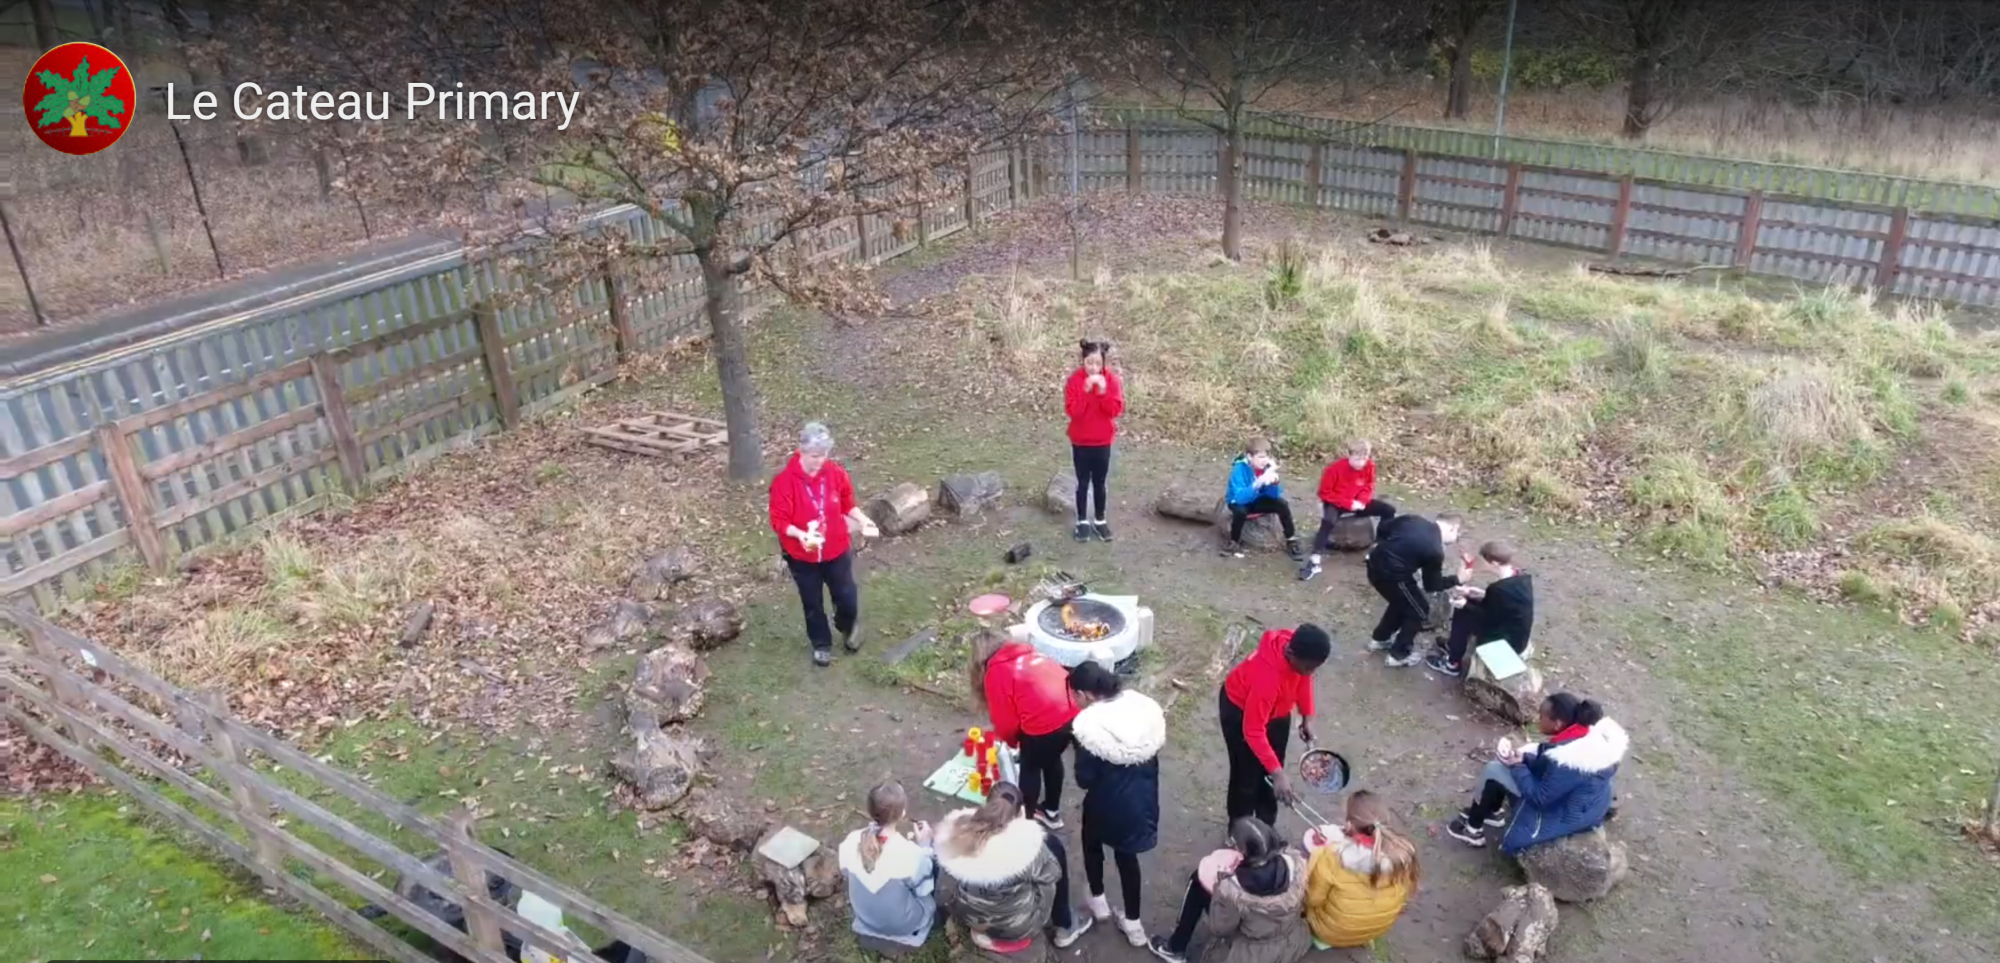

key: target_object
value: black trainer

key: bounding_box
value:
[811,649,832,668]
[1425,653,1462,675]
[1285,537,1304,561]
[1074,522,1090,542]
[1094,521,1113,542]
[1219,540,1245,558]
[1446,816,1486,847]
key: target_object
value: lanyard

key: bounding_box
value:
[802,476,828,522]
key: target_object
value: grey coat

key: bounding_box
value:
[1206,851,1313,963]
[934,811,1058,942]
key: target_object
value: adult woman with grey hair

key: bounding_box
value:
[769,422,879,667]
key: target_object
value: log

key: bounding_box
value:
[678,789,770,853]
[610,727,704,810]
[1153,482,1217,524]
[398,601,435,648]
[1329,514,1377,551]
[627,644,709,725]
[667,597,744,651]
[582,600,655,651]
[755,829,840,928]
[865,482,932,535]
[1517,828,1629,904]
[1233,505,1293,552]
[1465,656,1544,726]
[630,547,698,601]
[1463,883,1557,962]
[1043,470,1077,516]
[938,471,1007,518]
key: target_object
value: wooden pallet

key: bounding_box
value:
[583,411,727,457]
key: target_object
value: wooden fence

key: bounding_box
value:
[11,120,2000,604]
[0,603,712,963]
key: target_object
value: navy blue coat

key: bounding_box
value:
[1070,690,1167,855]
[1501,718,1630,855]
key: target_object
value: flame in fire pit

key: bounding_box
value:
[1060,603,1111,641]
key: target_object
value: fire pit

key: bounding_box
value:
[1020,593,1151,669]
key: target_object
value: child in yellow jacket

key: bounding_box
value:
[1301,791,1420,950]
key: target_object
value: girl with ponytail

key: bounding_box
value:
[1301,790,1420,949]
[1147,817,1311,963]
[837,781,939,952]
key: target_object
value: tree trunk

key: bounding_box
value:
[698,250,764,482]
[1985,759,2000,831]
[312,148,335,202]
[111,0,135,40]
[29,0,60,48]
[1447,43,1474,119]
[82,0,108,39]
[1622,53,1659,139]
[1220,116,1245,261]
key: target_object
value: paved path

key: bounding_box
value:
[0,233,456,380]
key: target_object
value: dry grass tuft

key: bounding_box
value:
[1744,364,1876,456]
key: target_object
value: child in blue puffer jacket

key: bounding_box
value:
[1445,693,1628,853]
[1222,437,1302,560]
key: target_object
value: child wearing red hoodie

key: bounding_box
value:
[769,422,879,668]
[1299,439,1398,582]
[1219,624,1331,826]
[1065,340,1126,543]
[971,630,1081,829]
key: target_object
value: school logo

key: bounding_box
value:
[22,42,136,155]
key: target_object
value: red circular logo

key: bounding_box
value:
[22,42,137,156]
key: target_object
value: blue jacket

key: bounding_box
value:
[1071,690,1166,855]
[1500,718,1629,855]
[1226,457,1283,506]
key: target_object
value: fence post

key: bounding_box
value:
[204,691,285,872]
[474,303,521,430]
[309,354,366,496]
[1500,163,1523,238]
[1397,150,1418,222]
[1127,126,1142,193]
[1735,189,1764,270]
[855,209,872,265]
[1877,206,1910,292]
[1305,142,1324,208]
[26,620,96,751]
[447,808,509,955]
[602,262,636,363]
[94,423,167,572]
[963,151,978,225]
[916,197,930,247]
[1607,175,1635,255]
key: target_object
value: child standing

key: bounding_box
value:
[1065,340,1125,542]
[837,782,939,953]
[969,630,1080,829]
[1299,439,1398,581]
[1222,437,1302,560]
[1147,817,1312,963]
[1068,662,1166,947]
[1219,624,1329,825]
[1426,540,1536,676]
[1301,790,1421,950]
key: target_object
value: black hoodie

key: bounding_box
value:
[1367,515,1460,592]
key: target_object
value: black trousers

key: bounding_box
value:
[1309,498,1397,553]
[1444,605,1529,664]
[1227,495,1296,541]
[1368,567,1430,659]
[1043,833,1075,931]
[785,550,858,652]
[1218,685,1289,827]
[1080,824,1144,920]
[1163,870,1211,954]
[1071,445,1112,522]
[1018,725,1071,814]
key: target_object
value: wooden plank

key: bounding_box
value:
[22,621,94,750]
[1607,175,1635,255]
[1629,200,1743,221]
[205,691,285,870]
[1735,189,1764,269]
[0,646,215,767]
[1749,246,1881,269]
[342,346,484,405]
[1397,150,1417,221]
[0,528,130,597]
[325,310,474,364]
[0,672,225,808]
[1414,172,1507,192]
[1756,218,1888,240]
[95,424,167,571]
[1877,205,1911,290]
[153,449,335,530]
[310,354,367,495]
[474,304,520,431]
[0,480,112,539]
[1500,163,1522,237]
[605,264,636,363]
[1127,127,1142,192]
[0,432,95,478]
[358,396,475,447]
[447,810,509,956]
[118,358,314,433]
[136,405,323,482]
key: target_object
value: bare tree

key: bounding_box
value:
[244,0,1083,482]
[29,0,61,48]
[1559,0,1719,138]
[1433,0,1501,120]
[1130,0,1411,260]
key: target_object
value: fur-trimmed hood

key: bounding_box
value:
[933,810,1047,886]
[838,828,927,894]
[1307,826,1409,878]
[1071,690,1166,765]
[1542,718,1629,775]
[1216,851,1308,914]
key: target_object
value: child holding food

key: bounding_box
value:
[1222,437,1303,560]
[1299,439,1398,581]
[837,781,939,952]
[1301,790,1421,950]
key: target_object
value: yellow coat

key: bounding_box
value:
[1303,832,1414,948]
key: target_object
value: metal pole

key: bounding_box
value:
[0,200,48,327]
[1492,0,1520,160]
[168,117,227,278]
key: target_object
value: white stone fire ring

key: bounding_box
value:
[1017,593,1153,669]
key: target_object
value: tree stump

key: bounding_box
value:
[1517,827,1629,903]
[667,597,744,650]
[755,829,841,928]
[938,471,1007,518]
[630,547,698,601]
[628,644,709,725]
[678,789,770,852]
[610,727,704,810]
[1465,656,1544,725]
[1463,883,1558,962]
[582,599,655,651]
[1043,470,1077,516]
[1329,514,1377,551]
[865,482,932,535]
[1153,482,1217,524]
[1231,505,1293,552]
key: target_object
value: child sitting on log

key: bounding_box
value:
[1426,540,1536,676]
[1299,439,1398,581]
[838,781,939,953]
[1302,790,1421,951]
[1222,437,1302,560]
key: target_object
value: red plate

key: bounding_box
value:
[968,594,1011,617]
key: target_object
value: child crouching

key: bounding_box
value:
[1302,790,1420,950]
